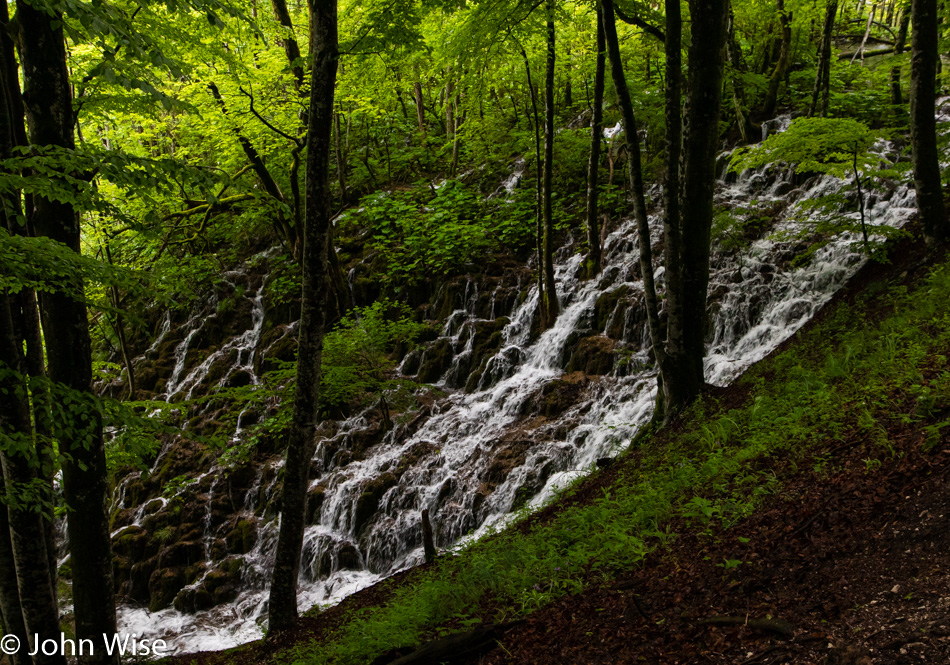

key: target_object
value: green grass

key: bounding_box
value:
[280,255,950,665]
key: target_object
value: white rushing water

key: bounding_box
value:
[116,130,919,654]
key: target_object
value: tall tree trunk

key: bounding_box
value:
[267,0,338,633]
[602,0,664,380]
[890,3,910,105]
[762,0,792,117]
[909,0,948,243]
[809,0,838,116]
[334,110,347,202]
[270,0,304,89]
[660,0,684,418]
[521,49,546,327]
[16,4,119,661]
[585,8,606,277]
[445,66,455,138]
[0,474,31,665]
[665,0,729,417]
[0,0,56,605]
[413,70,426,139]
[541,0,559,326]
[0,295,62,665]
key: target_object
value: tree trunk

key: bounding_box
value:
[267,0,338,633]
[890,3,910,105]
[0,475,31,665]
[763,0,792,117]
[665,0,729,417]
[334,111,347,202]
[541,0,559,326]
[270,0,304,89]
[16,3,119,661]
[1,294,63,665]
[585,8,606,277]
[809,0,838,117]
[521,49,546,327]
[909,0,948,243]
[660,0,684,419]
[445,66,455,138]
[414,75,426,139]
[602,0,664,380]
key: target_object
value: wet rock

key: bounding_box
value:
[148,567,186,611]
[417,339,454,383]
[225,519,258,555]
[306,487,327,524]
[337,542,362,570]
[565,336,615,376]
[157,540,205,569]
[354,472,399,534]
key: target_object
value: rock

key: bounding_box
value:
[148,567,186,611]
[417,339,454,383]
[354,472,399,533]
[337,542,362,570]
[306,487,327,524]
[565,336,615,376]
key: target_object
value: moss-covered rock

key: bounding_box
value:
[354,472,399,534]
[417,338,454,383]
[565,336,615,376]
[148,567,186,611]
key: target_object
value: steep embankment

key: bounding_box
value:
[168,235,950,665]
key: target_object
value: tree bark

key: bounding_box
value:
[763,0,792,117]
[890,3,910,105]
[267,0,338,633]
[521,49,546,327]
[602,0,664,381]
[660,0,684,418]
[16,3,119,661]
[585,8,606,277]
[1,295,63,665]
[541,0,559,327]
[666,0,729,416]
[909,0,948,243]
[810,0,838,117]
[270,0,304,89]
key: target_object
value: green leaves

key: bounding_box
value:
[729,117,878,177]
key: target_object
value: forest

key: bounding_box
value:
[0,0,949,662]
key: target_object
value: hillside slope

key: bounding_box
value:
[171,235,950,665]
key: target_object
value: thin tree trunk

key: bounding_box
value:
[0,475,31,665]
[660,0,684,418]
[541,0,559,326]
[810,0,838,116]
[521,49,546,327]
[585,8,606,277]
[1,294,64,665]
[602,0,664,376]
[334,111,347,202]
[890,3,910,105]
[16,3,118,661]
[445,66,455,138]
[270,0,304,88]
[413,73,426,139]
[763,0,792,117]
[267,0,338,632]
[909,0,948,243]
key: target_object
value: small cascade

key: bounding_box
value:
[115,122,921,654]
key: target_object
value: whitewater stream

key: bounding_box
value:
[114,126,918,653]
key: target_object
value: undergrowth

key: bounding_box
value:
[278,255,950,665]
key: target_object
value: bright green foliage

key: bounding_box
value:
[730,117,909,256]
[321,300,425,411]
[730,117,878,176]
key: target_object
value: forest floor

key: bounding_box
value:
[169,233,950,665]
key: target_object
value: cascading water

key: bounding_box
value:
[114,129,919,654]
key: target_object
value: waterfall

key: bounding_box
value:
[114,132,919,654]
